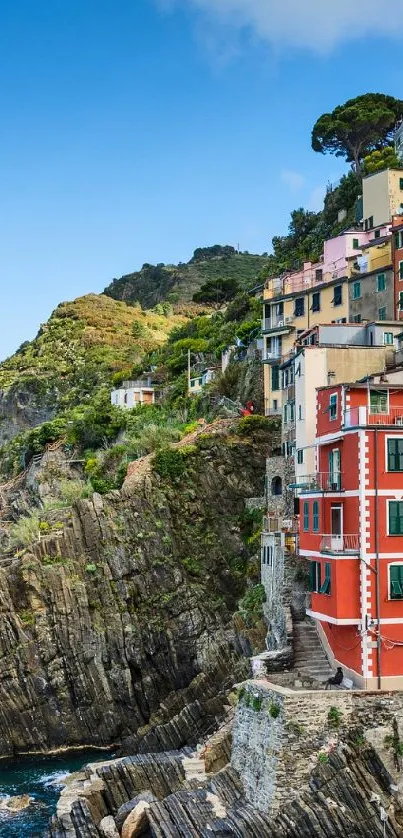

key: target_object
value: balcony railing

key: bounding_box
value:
[320,534,360,553]
[264,350,282,362]
[344,407,403,428]
[296,473,343,492]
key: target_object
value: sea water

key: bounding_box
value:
[0,750,111,837]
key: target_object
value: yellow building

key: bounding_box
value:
[362,168,403,230]
[263,275,349,415]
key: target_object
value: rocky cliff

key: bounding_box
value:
[0,420,272,758]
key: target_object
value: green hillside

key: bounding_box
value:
[103,245,268,308]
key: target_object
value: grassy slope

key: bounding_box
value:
[104,252,267,308]
[0,294,188,394]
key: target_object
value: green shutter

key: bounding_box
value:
[390,565,403,599]
[389,501,403,534]
[400,262,403,280]
[320,563,331,595]
[388,439,403,471]
[313,501,319,532]
[400,178,403,190]
[309,561,316,592]
[303,502,309,531]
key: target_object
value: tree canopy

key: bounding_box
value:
[312,93,403,174]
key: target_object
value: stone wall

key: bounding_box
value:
[231,680,403,815]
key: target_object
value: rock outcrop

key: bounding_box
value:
[0,422,270,757]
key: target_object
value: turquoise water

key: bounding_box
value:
[0,750,112,837]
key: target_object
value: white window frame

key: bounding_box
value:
[387,561,403,600]
[385,435,403,472]
[368,388,389,415]
[329,393,338,421]
[383,332,394,346]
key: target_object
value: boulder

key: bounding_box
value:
[99,815,120,838]
[115,792,157,832]
[0,794,32,812]
[121,801,152,838]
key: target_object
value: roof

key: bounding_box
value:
[318,381,403,392]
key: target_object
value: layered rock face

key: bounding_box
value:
[0,423,269,757]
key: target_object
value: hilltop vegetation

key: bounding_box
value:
[104,245,267,308]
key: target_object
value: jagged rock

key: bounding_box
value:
[115,792,157,831]
[0,422,270,757]
[121,801,151,837]
[99,815,120,837]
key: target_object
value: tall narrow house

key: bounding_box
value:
[298,381,403,689]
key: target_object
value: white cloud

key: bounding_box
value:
[281,169,306,191]
[166,0,402,53]
[307,185,327,212]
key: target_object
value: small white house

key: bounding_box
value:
[188,367,217,395]
[111,379,155,410]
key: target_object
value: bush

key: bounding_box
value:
[59,480,84,505]
[153,447,188,480]
[237,584,266,627]
[10,514,41,549]
[238,414,276,435]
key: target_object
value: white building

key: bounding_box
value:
[111,379,156,409]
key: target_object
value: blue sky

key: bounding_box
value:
[0,0,402,359]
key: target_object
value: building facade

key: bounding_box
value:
[362,169,403,229]
[299,381,403,689]
[110,379,156,409]
[393,215,403,319]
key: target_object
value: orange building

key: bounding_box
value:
[393,214,403,319]
[298,381,403,689]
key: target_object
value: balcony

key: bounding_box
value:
[263,349,282,363]
[294,473,343,492]
[263,515,299,533]
[262,314,294,331]
[344,407,403,428]
[320,534,360,554]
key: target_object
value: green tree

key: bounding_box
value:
[193,277,240,307]
[362,146,401,175]
[312,93,403,174]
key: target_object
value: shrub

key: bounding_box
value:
[269,702,280,719]
[10,514,41,548]
[153,447,187,480]
[237,584,266,627]
[238,414,275,435]
[252,695,262,712]
[59,480,84,505]
[85,563,98,574]
[328,706,342,728]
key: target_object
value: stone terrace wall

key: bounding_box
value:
[232,681,403,814]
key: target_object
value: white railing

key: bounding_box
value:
[344,406,403,428]
[320,534,360,553]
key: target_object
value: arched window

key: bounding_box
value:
[271,476,282,496]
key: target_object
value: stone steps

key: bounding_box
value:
[292,619,332,681]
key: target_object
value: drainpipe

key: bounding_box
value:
[374,427,382,690]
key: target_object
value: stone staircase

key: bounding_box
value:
[293,619,333,683]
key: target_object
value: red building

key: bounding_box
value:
[299,381,403,689]
[393,214,403,319]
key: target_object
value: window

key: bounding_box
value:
[295,297,305,317]
[329,393,338,421]
[378,307,387,321]
[353,238,359,249]
[333,285,342,306]
[383,332,394,346]
[272,476,282,496]
[400,178,403,190]
[328,449,341,490]
[283,404,288,424]
[389,565,403,599]
[377,273,386,292]
[315,268,323,282]
[389,501,403,535]
[399,261,403,281]
[395,231,403,249]
[374,229,381,239]
[368,215,374,229]
[313,501,319,532]
[289,401,295,422]
[271,365,279,391]
[319,562,331,595]
[370,390,388,414]
[273,399,278,411]
[387,438,403,471]
[311,291,320,312]
[353,281,361,300]
[309,561,321,592]
[353,314,362,323]
[297,449,304,464]
[303,502,309,531]
[277,302,284,316]
[399,291,403,311]
[190,380,195,388]
[298,404,302,420]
